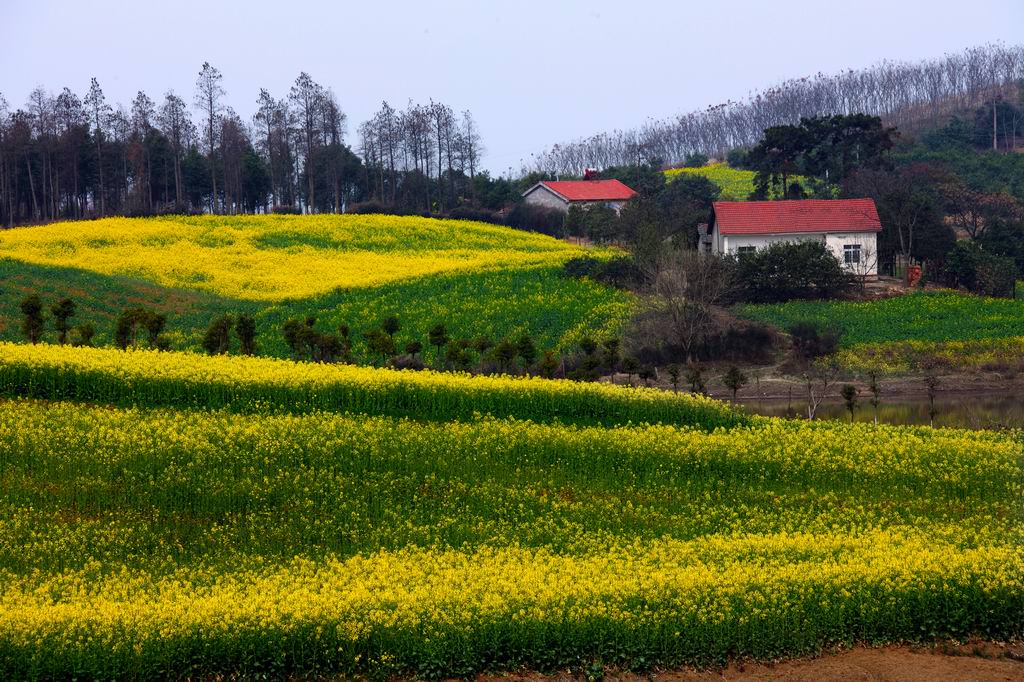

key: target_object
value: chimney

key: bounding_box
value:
[583,168,598,180]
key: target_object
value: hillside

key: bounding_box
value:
[0,344,1021,678]
[0,214,629,359]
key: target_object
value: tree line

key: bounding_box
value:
[0,65,501,226]
[527,43,1024,175]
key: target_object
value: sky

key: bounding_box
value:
[2,0,1022,175]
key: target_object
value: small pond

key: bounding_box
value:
[740,394,1024,430]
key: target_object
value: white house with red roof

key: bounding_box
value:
[705,198,883,276]
[521,176,637,214]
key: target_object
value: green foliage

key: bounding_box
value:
[746,114,896,196]
[841,384,859,421]
[0,262,628,366]
[381,315,401,338]
[562,255,642,289]
[789,321,840,359]
[235,314,257,356]
[685,363,706,394]
[722,366,748,401]
[114,307,165,350]
[492,338,518,371]
[733,241,853,303]
[564,203,618,242]
[516,333,538,367]
[18,295,45,344]
[49,298,76,345]
[72,323,95,348]
[364,327,397,364]
[683,153,709,168]
[944,241,1018,298]
[202,314,233,355]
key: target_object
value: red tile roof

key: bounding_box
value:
[713,199,882,235]
[536,179,638,202]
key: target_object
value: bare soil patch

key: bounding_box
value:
[469,642,1024,682]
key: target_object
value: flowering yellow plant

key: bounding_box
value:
[0,383,1020,676]
[0,214,583,301]
[0,342,741,428]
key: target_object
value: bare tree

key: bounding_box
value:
[194,62,224,213]
[459,110,484,200]
[83,77,110,215]
[130,90,156,212]
[631,247,735,362]
[803,358,841,420]
[289,72,324,212]
[158,91,191,208]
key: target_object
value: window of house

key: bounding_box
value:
[844,244,861,265]
[736,246,756,256]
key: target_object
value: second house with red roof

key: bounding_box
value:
[521,171,638,215]
[705,198,883,277]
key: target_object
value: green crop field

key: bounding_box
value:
[0,214,629,359]
[0,344,1021,678]
[737,290,1024,372]
[663,163,806,200]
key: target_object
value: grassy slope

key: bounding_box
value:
[735,290,1024,373]
[736,290,1024,347]
[0,215,630,358]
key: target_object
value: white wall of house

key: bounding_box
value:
[824,232,878,276]
[708,227,878,276]
[523,186,629,215]
[523,186,569,213]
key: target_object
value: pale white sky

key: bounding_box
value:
[2,0,1021,174]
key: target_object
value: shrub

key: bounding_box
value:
[50,298,76,345]
[428,324,450,365]
[492,339,518,372]
[143,312,167,349]
[683,152,709,168]
[562,255,642,290]
[236,315,257,356]
[789,321,840,360]
[382,316,401,339]
[19,295,45,344]
[115,308,164,350]
[538,350,559,378]
[447,206,503,225]
[72,323,95,348]
[202,315,234,355]
[504,203,565,237]
[734,241,854,303]
[363,328,396,365]
[943,241,1017,298]
[405,340,423,358]
[516,334,538,369]
[722,366,748,401]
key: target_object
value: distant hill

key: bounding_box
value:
[529,43,1023,176]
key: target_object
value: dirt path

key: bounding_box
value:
[473,643,1024,681]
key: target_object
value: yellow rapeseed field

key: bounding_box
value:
[0,393,1020,677]
[0,214,581,301]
